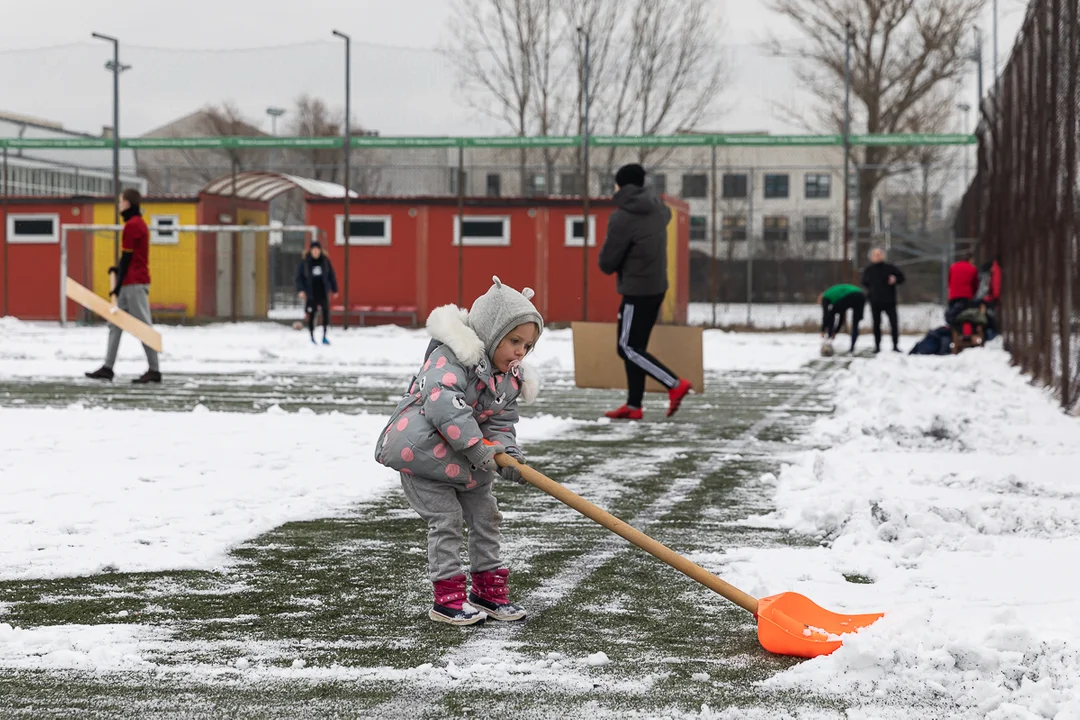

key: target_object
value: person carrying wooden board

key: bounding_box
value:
[85,188,162,384]
[597,163,693,421]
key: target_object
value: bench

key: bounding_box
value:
[151,303,188,324]
[331,304,418,327]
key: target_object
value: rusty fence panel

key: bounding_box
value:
[977,0,1079,411]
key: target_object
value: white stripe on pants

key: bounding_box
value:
[619,302,677,388]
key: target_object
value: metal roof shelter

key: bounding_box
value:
[199,171,358,202]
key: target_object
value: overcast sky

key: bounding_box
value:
[0,0,1025,139]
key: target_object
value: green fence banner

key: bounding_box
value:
[0,133,977,151]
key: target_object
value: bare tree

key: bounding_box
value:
[137,103,265,195]
[446,0,728,194]
[768,0,985,244]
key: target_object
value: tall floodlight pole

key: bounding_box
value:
[578,27,591,322]
[92,32,129,261]
[842,22,853,278]
[266,106,285,171]
[333,30,352,330]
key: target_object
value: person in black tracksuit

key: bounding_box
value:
[295,240,338,345]
[597,163,692,420]
[861,247,906,353]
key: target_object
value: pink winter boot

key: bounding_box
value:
[431,574,485,626]
[469,568,526,621]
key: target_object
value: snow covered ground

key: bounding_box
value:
[690,301,944,333]
[703,345,1080,717]
[3,317,1078,718]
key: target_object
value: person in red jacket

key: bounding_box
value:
[946,252,980,324]
[984,258,1002,305]
[85,188,161,383]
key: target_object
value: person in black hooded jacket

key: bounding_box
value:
[861,247,906,353]
[597,163,693,420]
[295,241,338,345]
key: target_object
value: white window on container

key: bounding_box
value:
[453,216,510,247]
[6,214,59,244]
[564,215,597,247]
[336,215,392,246]
[151,215,181,245]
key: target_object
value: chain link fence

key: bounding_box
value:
[974,0,1078,411]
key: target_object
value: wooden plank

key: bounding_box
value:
[65,277,163,354]
[571,322,703,394]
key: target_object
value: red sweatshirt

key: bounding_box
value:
[948,261,978,301]
[121,213,151,286]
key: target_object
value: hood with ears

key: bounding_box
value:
[426,304,540,404]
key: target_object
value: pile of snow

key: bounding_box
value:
[721,347,1080,716]
[0,406,576,582]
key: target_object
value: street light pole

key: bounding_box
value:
[332,30,352,331]
[842,21,853,279]
[957,102,972,190]
[92,32,129,262]
[577,27,591,322]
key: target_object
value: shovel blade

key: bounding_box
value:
[756,592,884,659]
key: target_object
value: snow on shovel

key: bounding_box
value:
[496,454,883,659]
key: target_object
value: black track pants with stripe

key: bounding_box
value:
[617,294,678,408]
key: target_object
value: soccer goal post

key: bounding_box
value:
[59,223,325,326]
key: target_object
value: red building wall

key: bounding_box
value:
[305,197,680,326]
[0,198,95,320]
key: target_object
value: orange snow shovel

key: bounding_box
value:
[496,455,883,659]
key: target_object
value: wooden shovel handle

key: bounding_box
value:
[496,454,760,615]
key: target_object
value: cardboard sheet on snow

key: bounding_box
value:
[571,322,703,393]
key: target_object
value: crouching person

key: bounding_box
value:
[375,276,542,626]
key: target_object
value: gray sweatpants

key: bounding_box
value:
[105,284,159,372]
[400,473,503,582]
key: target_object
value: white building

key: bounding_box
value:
[0,110,145,196]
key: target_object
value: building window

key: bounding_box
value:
[649,172,668,196]
[559,172,581,196]
[449,170,467,195]
[486,173,501,198]
[6,213,59,244]
[689,215,707,242]
[681,174,708,198]
[763,216,789,242]
[528,173,548,198]
[764,174,789,199]
[150,215,181,245]
[722,173,748,199]
[805,173,832,199]
[722,215,747,242]
[804,216,831,242]
[336,215,392,246]
[454,216,510,246]
[564,215,597,247]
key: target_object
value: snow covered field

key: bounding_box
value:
[1,318,1078,718]
[690,301,944,333]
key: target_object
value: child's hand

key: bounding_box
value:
[465,440,504,471]
[499,465,526,485]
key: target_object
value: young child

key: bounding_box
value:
[375,276,542,626]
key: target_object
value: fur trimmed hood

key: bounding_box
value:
[426,304,540,404]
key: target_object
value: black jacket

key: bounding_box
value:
[598,185,672,297]
[861,262,905,305]
[295,253,338,297]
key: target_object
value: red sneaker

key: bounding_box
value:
[666,379,693,417]
[604,405,644,420]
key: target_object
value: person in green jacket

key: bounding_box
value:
[820,284,866,354]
